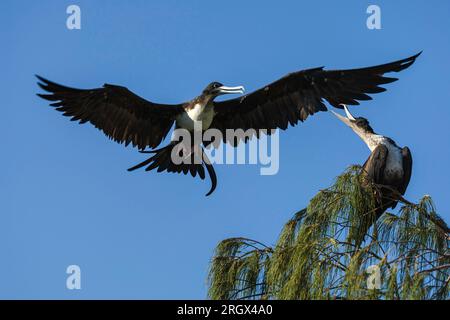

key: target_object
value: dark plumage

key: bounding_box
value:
[211,52,421,145]
[37,52,420,195]
[362,145,412,214]
[332,106,412,245]
[36,77,184,150]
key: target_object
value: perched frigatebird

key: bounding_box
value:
[331,105,412,244]
[37,52,420,195]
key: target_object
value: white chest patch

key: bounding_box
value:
[368,136,404,179]
[176,103,215,131]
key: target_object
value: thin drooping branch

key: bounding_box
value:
[208,166,450,300]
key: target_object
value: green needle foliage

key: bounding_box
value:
[208,166,450,300]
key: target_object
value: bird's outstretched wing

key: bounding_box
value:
[37,76,184,150]
[211,52,421,146]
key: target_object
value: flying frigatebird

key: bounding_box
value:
[331,105,412,245]
[36,52,420,195]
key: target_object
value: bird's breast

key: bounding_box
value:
[384,143,404,181]
[176,103,215,131]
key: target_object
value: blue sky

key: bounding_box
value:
[1,0,449,299]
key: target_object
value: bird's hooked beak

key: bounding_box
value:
[215,85,245,95]
[330,104,356,128]
[330,104,376,150]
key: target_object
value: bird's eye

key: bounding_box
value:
[356,118,369,127]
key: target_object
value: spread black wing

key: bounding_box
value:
[211,52,421,145]
[37,75,184,150]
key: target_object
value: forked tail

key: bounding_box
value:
[127,143,217,196]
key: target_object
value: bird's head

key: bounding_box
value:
[331,105,375,134]
[331,105,376,147]
[202,82,245,98]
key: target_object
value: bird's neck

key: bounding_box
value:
[185,94,214,114]
[357,131,398,152]
[195,94,215,107]
[356,131,381,151]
